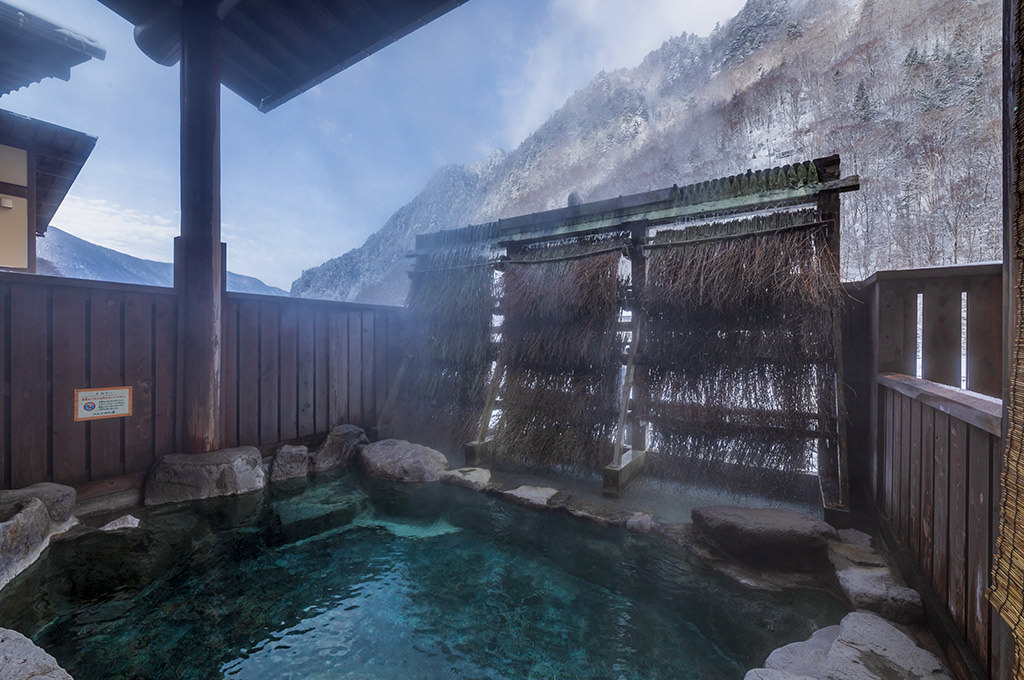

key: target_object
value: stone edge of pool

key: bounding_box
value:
[0,426,953,680]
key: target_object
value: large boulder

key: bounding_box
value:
[358,439,448,482]
[0,498,51,591]
[765,625,840,677]
[144,446,266,506]
[824,612,952,680]
[0,628,72,680]
[0,483,75,523]
[311,424,369,472]
[691,506,839,572]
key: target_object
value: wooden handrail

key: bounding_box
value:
[876,372,1002,436]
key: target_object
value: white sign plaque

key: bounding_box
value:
[74,386,133,422]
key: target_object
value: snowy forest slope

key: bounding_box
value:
[291,0,1001,304]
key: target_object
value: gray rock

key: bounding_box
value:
[564,500,630,527]
[838,528,873,548]
[359,439,448,482]
[829,542,888,570]
[271,444,310,482]
[0,483,75,523]
[836,566,924,624]
[766,625,840,677]
[744,670,818,680]
[439,467,491,491]
[691,505,839,572]
[0,627,72,680]
[312,424,369,472]
[503,485,559,510]
[824,611,952,680]
[144,446,266,506]
[626,511,654,532]
[99,515,141,531]
[0,498,51,592]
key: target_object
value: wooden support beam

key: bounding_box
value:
[176,0,223,454]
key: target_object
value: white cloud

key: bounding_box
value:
[499,0,746,147]
[50,196,178,263]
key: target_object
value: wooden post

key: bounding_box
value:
[176,0,223,454]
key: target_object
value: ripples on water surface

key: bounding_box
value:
[0,473,846,680]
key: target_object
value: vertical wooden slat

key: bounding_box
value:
[348,311,362,426]
[876,281,918,375]
[259,302,280,445]
[297,305,316,437]
[328,311,348,427]
[50,287,88,485]
[9,284,49,487]
[947,417,968,632]
[900,392,912,541]
[89,290,124,480]
[221,297,239,447]
[932,410,951,599]
[909,399,922,560]
[314,307,328,432]
[966,274,1002,397]
[279,302,298,442]
[920,404,935,580]
[361,311,374,425]
[0,284,7,490]
[374,311,389,423]
[123,293,154,474]
[966,426,991,666]
[921,279,962,387]
[884,387,895,518]
[153,294,177,456]
[236,301,260,445]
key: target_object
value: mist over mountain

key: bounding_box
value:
[37,226,287,296]
[292,0,1001,305]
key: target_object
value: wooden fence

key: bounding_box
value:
[0,273,402,492]
[850,263,1013,680]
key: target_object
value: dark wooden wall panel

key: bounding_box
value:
[236,302,260,446]
[153,294,177,456]
[221,298,239,448]
[259,302,280,445]
[932,410,951,600]
[966,426,991,667]
[279,304,298,442]
[9,284,49,488]
[296,307,315,437]
[50,288,88,485]
[328,311,347,428]
[314,308,328,433]
[89,290,124,480]
[123,293,154,474]
[347,311,363,426]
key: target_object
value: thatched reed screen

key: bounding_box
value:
[639,211,844,493]
[486,238,627,471]
[382,247,494,453]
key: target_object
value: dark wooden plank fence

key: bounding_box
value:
[855,263,1013,680]
[0,273,402,492]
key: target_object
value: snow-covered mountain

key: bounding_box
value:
[291,0,1001,304]
[37,226,287,296]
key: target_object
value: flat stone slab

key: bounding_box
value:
[312,424,368,472]
[503,485,560,510]
[0,483,75,523]
[836,566,924,624]
[271,444,310,482]
[766,625,840,677]
[144,446,266,506]
[691,506,839,572]
[745,670,818,680]
[99,515,141,532]
[0,627,72,680]
[439,467,491,491]
[824,611,952,680]
[359,439,448,483]
[829,542,888,570]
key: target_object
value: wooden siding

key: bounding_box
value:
[0,273,402,491]
[863,263,1012,680]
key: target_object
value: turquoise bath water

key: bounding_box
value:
[0,473,845,680]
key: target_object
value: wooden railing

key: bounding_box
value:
[847,263,1013,680]
[0,273,402,492]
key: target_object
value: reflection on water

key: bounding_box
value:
[0,473,846,680]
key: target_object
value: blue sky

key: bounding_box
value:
[2,0,745,290]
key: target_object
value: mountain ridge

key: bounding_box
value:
[292,0,1000,305]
